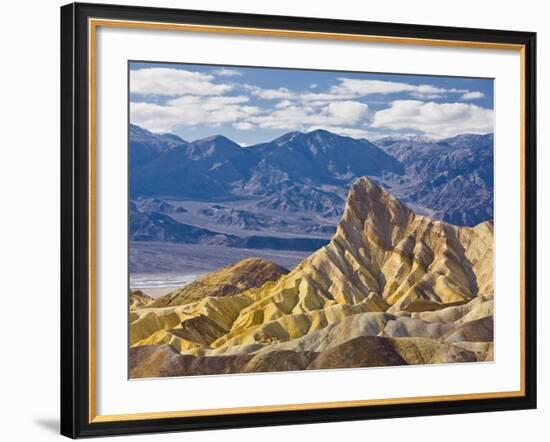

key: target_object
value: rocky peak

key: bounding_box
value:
[339,177,412,250]
[151,258,289,307]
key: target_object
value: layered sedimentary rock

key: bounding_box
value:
[150,258,289,307]
[129,334,480,378]
[129,177,494,377]
[292,176,493,312]
[129,290,154,310]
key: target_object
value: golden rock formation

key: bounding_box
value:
[151,258,289,307]
[129,177,494,376]
[287,177,494,313]
[129,289,154,310]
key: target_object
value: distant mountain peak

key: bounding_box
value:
[375,134,439,144]
[375,132,494,147]
[186,134,244,160]
[160,133,187,143]
[130,124,188,144]
[272,131,303,145]
[448,132,492,138]
[271,129,347,146]
[445,133,493,146]
[407,135,438,143]
[129,124,493,227]
[194,134,236,144]
[308,128,334,136]
[129,124,188,169]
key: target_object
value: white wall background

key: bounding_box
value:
[0,0,545,440]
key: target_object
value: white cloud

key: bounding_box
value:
[297,79,470,103]
[275,100,293,109]
[326,101,369,124]
[233,122,254,130]
[329,79,447,98]
[168,95,249,107]
[300,92,349,102]
[248,100,369,131]
[245,85,295,100]
[410,92,443,100]
[130,68,232,96]
[213,68,242,77]
[461,91,485,100]
[371,100,493,138]
[248,106,308,130]
[130,66,492,140]
[130,95,260,132]
[245,78,482,109]
[131,93,370,134]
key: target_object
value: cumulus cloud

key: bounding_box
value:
[130,68,232,96]
[248,106,308,130]
[300,92,347,102]
[248,100,369,131]
[130,95,260,132]
[326,101,369,124]
[213,68,242,77]
[297,79,473,103]
[233,122,254,130]
[461,91,485,100]
[330,79,447,97]
[169,95,249,107]
[129,65,492,140]
[241,78,482,108]
[245,85,295,100]
[371,100,493,138]
[275,100,293,109]
[410,92,443,100]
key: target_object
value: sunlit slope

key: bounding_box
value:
[129,290,154,310]
[151,258,289,307]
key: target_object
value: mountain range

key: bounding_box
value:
[129,178,494,377]
[130,203,328,252]
[130,124,493,228]
[375,133,494,226]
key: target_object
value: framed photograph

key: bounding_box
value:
[60,2,537,438]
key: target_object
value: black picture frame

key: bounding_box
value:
[61,2,537,438]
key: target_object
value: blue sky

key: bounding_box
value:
[129,61,494,145]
